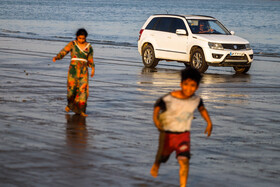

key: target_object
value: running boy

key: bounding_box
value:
[150,67,212,187]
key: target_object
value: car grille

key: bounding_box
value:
[222,44,246,50]
[224,54,248,62]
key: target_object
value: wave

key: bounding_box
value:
[87,39,137,48]
[1,29,20,34]
[0,31,138,48]
[53,35,137,47]
[255,52,280,58]
[0,29,279,58]
[53,36,73,40]
[1,29,38,36]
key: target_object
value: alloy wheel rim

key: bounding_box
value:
[144,49,153,64]
[193,52,202,69]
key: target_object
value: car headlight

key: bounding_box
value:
[245,44,251,50]
[208,42,224,50]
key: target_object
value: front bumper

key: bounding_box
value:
[204,48,254,67]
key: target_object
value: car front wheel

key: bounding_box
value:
[233,65,251,74]
[142,44,159,68]
[190,48,208,73]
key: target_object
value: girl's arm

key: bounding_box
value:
[198,106,212,137]
[90,67,95,77]
[53,41,73,62]
[87,45,95,77]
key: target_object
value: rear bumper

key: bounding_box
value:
[137,41,142,55]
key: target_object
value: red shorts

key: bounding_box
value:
[155,131,190,163]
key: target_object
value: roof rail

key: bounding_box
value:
[152,14,216,19]
[190,15,216,19]
[152,14,186,18]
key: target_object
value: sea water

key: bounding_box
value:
[0,0,279,56]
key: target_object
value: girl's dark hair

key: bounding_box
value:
[76,28,88,38]
[181,67,202,86]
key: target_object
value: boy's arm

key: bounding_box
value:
[153,106,163,131]
[198,105,212,137]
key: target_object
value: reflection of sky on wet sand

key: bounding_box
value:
[138,67,180,85]
[137,67,181,97]
[136,68,254,109]
[138,67,251,86]
[202,73,251,85]
[199,73,251,106]
[65,114,88,154]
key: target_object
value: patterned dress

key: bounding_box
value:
[55,41,94,114]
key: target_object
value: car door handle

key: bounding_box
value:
[167,36,171,39]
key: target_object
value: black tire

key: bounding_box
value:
[190,48,208,73]
[184,62,190,67]
[142,44,159,68]
[233,65,251,74]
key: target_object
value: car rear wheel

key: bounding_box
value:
[190,48,208,73]
[142,44,159,68]
[233,65,251,74]
[184,62,190,67]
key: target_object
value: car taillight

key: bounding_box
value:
[138,29,144,40]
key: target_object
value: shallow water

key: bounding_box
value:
[0,38,279,186]
[0,0,280,56]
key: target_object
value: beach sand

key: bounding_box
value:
[0,37,279,187]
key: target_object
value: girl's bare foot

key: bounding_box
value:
[65,106,70,112]
[150,164,159,177]
[80,112,88,117]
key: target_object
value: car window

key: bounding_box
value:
[146,17,160,30]
[146,17,187,34]
[155,17,173,32]
[169,18,187,33]
[187,19,230,34]
[208,21,229,34]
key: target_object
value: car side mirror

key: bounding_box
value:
[176,29,187,35]
[230,31,235,35]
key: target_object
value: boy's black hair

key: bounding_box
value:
[181,67,202,86]
[76,28,88,38]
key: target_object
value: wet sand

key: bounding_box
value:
[0,37,279,187]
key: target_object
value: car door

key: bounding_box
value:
[154,17,188,61]
[153,17,173,59]
[166,18,189,61]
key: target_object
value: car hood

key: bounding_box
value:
[192,34,249,44]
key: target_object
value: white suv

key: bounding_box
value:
[138,14,253,73]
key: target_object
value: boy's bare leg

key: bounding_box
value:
[150,162,160,177]
[65,106,70,112]
[178,158,189,187]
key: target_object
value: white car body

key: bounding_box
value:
[138,14,253,73]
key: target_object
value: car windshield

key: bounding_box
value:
[187,19,230,34]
